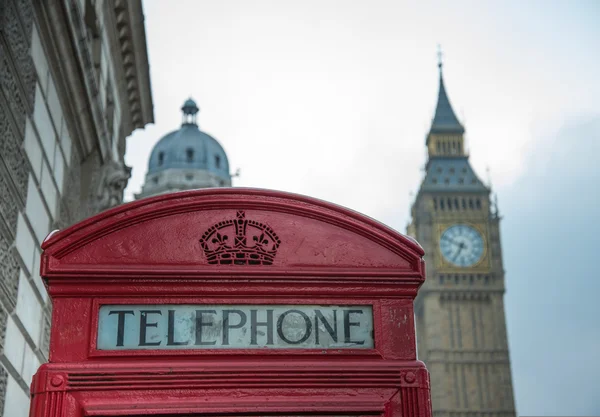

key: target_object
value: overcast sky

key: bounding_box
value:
[124,1,600,414]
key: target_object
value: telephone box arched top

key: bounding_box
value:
[32,189,433,417]
[41,188,424,296]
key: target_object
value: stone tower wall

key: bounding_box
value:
[411,190,516,417]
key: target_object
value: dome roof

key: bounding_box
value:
[147,99,230,179]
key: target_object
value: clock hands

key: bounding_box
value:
[442,235,468,263]
[452,242,465,262]
[441,235,462,247]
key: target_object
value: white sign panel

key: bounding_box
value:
[97,305,374,350]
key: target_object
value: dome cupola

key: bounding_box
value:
[136,98,233,199]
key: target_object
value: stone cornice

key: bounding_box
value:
[35,0,154,165]
[127,0,153,128]
[106,0,154,136]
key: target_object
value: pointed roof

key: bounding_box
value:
[421,157,488,193]
[430,64,464,134]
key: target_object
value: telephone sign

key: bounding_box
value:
[97,304,374,350]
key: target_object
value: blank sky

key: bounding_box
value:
[124,1,600,414]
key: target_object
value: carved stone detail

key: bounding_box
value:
[15,0,35,36]
[0,50,27,133]
[0,304,7,352]
[113,0,146,130]
[0,99,29,198]
[2,0,36,112]
[56,148,82,228]
[57,149,131,228]
[0,0,35,211]
[0,0,37,135]
[94,160,132,213]
[0,233,19,311]
[0,365,7,415]
[0,169,20,232]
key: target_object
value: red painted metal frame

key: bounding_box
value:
[30,188,432,417]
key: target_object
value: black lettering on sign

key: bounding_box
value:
[251,309,274,345]
[108,310,134,347]
[344,309,365,345]
[98,305,372,350]
[277,309,312,344]
[222,309,247,345]
[167,310,189,346]
[315,309,337,344]
[139,310,162,346]
[195,310,217,345]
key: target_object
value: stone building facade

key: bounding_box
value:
[408,61,516,417]
[0,0,153,415]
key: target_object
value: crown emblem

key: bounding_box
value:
[199,211,281,265]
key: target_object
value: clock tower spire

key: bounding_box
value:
[426,48,466,160]
[408,55,516,417]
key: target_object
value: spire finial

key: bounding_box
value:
[428,45,465,135]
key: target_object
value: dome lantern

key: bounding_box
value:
[181,98,199,125]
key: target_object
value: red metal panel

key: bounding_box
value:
[31,189,432,417]
[41,189,423,275]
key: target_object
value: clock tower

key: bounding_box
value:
[408,58,516,417]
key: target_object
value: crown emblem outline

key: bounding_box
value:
[199,211,281,265]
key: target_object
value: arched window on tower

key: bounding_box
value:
[158,152,164,166]
[186,148,194,162]
[215,155,221,169]
[476,198,482,210]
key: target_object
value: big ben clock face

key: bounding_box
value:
[440,224,484,267]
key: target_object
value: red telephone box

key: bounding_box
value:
[30,188,432,417]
